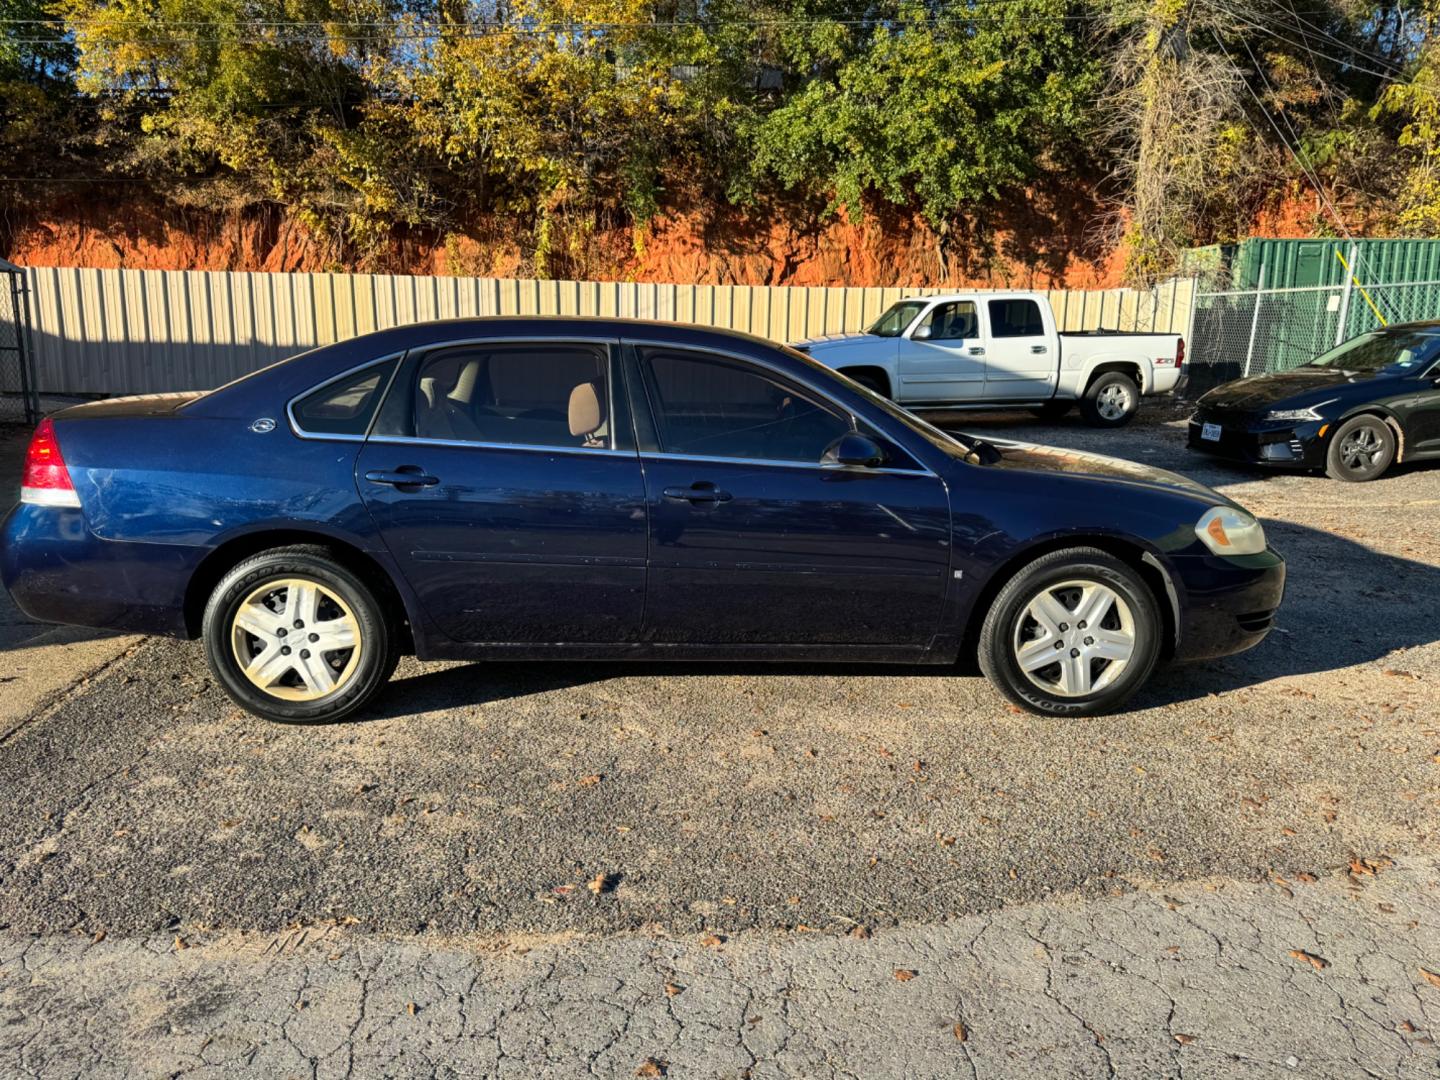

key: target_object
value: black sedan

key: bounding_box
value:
[1188,323,1440,481]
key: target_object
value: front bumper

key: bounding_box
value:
[1186,416,1328,470]
[1171,547,1287,662]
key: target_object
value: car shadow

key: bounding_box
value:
[359,518,1439,720]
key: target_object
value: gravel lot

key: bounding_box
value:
[3,406,1439,1076]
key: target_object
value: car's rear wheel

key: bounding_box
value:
[1326,415,1396,482]
[1080,372,1139,427]
[978,547,1162,716]
[203,546,399,724]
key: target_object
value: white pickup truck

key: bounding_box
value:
[791,291,1185,427]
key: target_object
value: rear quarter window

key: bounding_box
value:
[291,358,398,436]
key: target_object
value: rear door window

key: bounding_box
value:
[987,299,1046,338]
[377,343,612,449]
[638,347,851,464]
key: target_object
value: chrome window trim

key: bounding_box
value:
[287,352,407,442]
[640,450,931,476]
[623,337,938,478]
[366,434,637,459]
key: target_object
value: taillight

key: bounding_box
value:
[20,418,80,508]
[1175,338,1185,371]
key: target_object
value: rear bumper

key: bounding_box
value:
[1171,548,1287,662]
[1186,418,1327,470]
[1,503,194,637]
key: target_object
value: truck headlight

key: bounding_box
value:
[1195,506,1267,556]
[1264,407,1322,422]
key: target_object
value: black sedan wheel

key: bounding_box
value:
[203,545,400,723]
[978,547,1162,716]
[1326,415,1396,482]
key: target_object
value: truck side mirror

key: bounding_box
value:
[912,324,932,340]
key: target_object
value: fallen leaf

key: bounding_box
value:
[953,1022,968,1042]
[1383,669,1419,679]
[700,933,725,948]
[91,930,106,944]
[1290,949,1329,972]
[664,982,684,997]
[173,936,188,951]
[577,774,603,787]
[635,1058,667,1077]
[1420,968,1440,989]
[407,1001,417,1015]
[1173,1033,1195,1045]
[1400,1020,1418,1033]
[894,969,918,982]
[587,872,612,896]
[848,925,871,939]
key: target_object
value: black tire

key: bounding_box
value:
[977,547,1163,716]
[1080,371,1140,427]
[1029,400,1074,421]
[1326,414,1396,482]
[202,545,400,724]
[843,370,890,398]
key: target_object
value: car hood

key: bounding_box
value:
[982,438,1222,500]
[1198,368,1391,411]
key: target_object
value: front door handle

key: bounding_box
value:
[1031,345,1048,354]
[663,483,733,504]
[968,346,986,356]
[365,467,439,489]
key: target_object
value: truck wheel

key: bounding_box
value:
[1081,372,1139,427]
[843,370,890,398]
[1029,401,1073,421]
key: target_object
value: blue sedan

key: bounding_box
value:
[2,318,1285,722]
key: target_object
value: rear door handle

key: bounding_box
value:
[967,346,986,356]
[663,483,733,503]
[1031,345,1048,354]
[365,467,439,489]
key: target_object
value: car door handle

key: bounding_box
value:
[1031,345,1048,354]
[365,467,439,489]
[663,483,733,503]
[968,347,986,356]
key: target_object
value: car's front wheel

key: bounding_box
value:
[978,547,1162,716]
[1326,414,1396,482]
[203,545,400,723]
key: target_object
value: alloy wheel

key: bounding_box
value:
[1096,383,1132,421]
[1338,425,1385,475]
[1012,578,1136,698]
[230,577,364,701]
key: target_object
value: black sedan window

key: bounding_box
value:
[1304,330,1440,375]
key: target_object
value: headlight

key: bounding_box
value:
[1264,407,1322,422]
[1195,506,1267,556]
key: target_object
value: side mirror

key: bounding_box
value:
[912,324,932,341]
[822,432,887,469]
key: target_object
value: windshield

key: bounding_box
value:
[1304,329,1440,375]
[866,301,927,338]
[780,345,975,459]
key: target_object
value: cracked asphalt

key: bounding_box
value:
[3,408,1440,1077]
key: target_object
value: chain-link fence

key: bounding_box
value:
[0,259,38,426]
[1186,277,1440,395]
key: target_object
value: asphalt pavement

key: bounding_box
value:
[2,408,1439,1077]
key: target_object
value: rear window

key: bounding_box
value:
[988,299,1045,338]
[291,358,397,436]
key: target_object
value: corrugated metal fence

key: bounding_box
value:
[23,267,1197,395]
